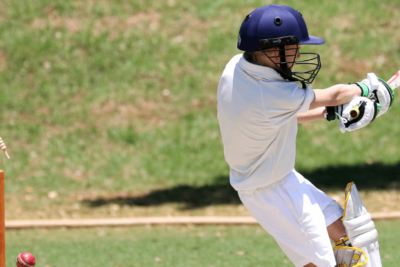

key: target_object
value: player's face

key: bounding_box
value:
[262,45,300,70]
[284,45,300,69]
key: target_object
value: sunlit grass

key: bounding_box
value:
[5,220,400,267]
[0,0,400,219]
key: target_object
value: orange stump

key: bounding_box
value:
[0,170,5,267]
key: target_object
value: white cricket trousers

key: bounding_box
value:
[238,170,343,267]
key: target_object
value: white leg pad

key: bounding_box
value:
[339,182,383,267]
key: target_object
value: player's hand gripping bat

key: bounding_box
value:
[350,71,398,118]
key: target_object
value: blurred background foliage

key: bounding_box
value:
[0,0,400,219]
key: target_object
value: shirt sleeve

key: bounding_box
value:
[259,81,315,127]
[296,85,315,114]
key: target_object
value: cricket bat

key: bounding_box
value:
[387,70,400,90]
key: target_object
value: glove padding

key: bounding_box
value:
[355,73,394,117]
[337,96,379,133]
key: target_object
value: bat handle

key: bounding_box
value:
[350,105,360,119]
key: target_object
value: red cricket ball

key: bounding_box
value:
[16,252,36,267]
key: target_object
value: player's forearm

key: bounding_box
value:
[297,107,326,123]
[309,84,361,110]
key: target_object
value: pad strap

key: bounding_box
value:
[335,236,350,246]
[333,246,368,267]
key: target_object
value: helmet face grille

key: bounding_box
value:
[291,52,322,86]
[260,42,322,87]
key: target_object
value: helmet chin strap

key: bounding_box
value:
[277,45,307,89]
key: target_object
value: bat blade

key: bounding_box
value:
[387,70,400,90]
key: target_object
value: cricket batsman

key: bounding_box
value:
[217,4,393,267]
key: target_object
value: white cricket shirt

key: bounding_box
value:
[217,54,315,192]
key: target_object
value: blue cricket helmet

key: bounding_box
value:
[237,5,324,51]
[237,5,324,87]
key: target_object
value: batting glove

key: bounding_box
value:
[325,96,380,133]
[354,73,394,117]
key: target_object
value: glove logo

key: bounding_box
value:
[238,34,241,46]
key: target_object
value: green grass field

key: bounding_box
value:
[1,0,400,219]
[5,220,400,267]
[1,1,400,266]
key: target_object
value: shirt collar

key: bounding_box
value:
[238,54,285,81]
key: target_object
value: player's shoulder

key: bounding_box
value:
[261,79,303,96]
[229,53,243,65]
[223,54,243,71]
[260,80,312,108]
[220,54,244,80]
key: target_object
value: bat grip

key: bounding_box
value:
[350,105,360,119]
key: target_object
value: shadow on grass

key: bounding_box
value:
[83,162,400,210]
[83,175,241,210]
